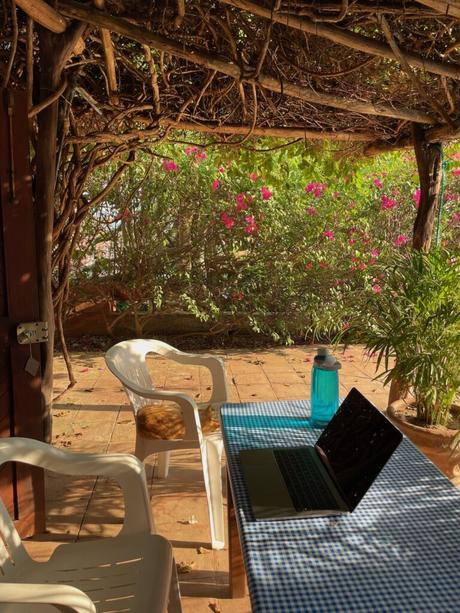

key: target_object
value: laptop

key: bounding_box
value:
[239,388,403,520]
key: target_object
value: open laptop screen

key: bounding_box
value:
[315,388,403,511]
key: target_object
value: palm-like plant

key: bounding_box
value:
[341,250,460,426]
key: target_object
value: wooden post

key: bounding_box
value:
[412,124,443,252]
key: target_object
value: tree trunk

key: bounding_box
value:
[35,23,85,442]
[412,124,443,252]
[387,125,444,410]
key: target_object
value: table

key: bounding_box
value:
[220,399,460,613]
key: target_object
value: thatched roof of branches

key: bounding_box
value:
[3,0,460,152]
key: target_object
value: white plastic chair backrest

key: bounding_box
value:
[0,440,34,576]
[105,339,165,414]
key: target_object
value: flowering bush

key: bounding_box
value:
[75,140,460,342]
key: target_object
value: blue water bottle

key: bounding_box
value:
[311,347,341,428]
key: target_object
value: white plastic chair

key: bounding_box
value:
[0,437,182,613]
[105,339,229,550]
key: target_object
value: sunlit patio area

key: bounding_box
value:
[19,345,457,613]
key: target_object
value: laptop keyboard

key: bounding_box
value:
[274,448,341,512]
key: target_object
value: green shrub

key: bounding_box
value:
[340,250,460,426]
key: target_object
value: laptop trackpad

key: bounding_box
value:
[239,448,296,520]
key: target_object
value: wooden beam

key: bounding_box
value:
[94,0,119,104]
[16,0,67,33]
[218,0,460,81]
[415,0,460,18]
[364,138,412,155]
[366,119,460,154]
[59,0,436,124]
[161,119,377,141]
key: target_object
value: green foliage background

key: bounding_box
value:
[73,138,460,342]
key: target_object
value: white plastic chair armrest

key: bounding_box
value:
[155,344,228,404]
[122,382,202,441]
[0,438,153,535]
[0,582,96,613]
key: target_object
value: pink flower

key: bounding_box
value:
[305,262,313,270]
[218,166,225,174]
[370,248,379,258]
[231,291,245,301]
[244,215,258,234]
[451,211,460,224]
[348,239,356,246]
[451,152,460,160]
[445,191,458,202]
[305,182,327,198]
[348,201,356,210]
[333,191,340,198]
[306,207,317,216]
[194,150,207,163]
[342,322,350,330]
[220,212,235,229]
[372,284,382,294]
[235,193,249,212]
[413,189,421,209]
[249,172,258,182]
[394,234,408,247]
[451,168,460,176]
[212,179,220,190]
[373,179,383,190]
[260,186,273,200]
[162,159,178,173]
[323,230,334,240]
[381,194,396,210]
[184,145,198,156]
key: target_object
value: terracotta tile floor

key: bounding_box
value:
[24,345,409,611]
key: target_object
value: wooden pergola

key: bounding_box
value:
[1,0,459,446]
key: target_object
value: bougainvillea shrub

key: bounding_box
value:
[74,140,460,342]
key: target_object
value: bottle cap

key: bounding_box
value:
[314,347,341,371]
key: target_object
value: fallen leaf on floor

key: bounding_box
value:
[117,419,132,424]
[180,514,198,525]
[80,368,89,373]
[176,561,195,574]
[197,546,208,554]
[84,388,93,392]
[209,603,222,612]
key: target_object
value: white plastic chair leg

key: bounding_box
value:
[201,433,225,550]
[157,451,171,479]
[134,435,147,461]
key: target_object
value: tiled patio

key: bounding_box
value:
[23,345,439,611]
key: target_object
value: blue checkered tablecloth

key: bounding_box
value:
[220,400,460,613]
